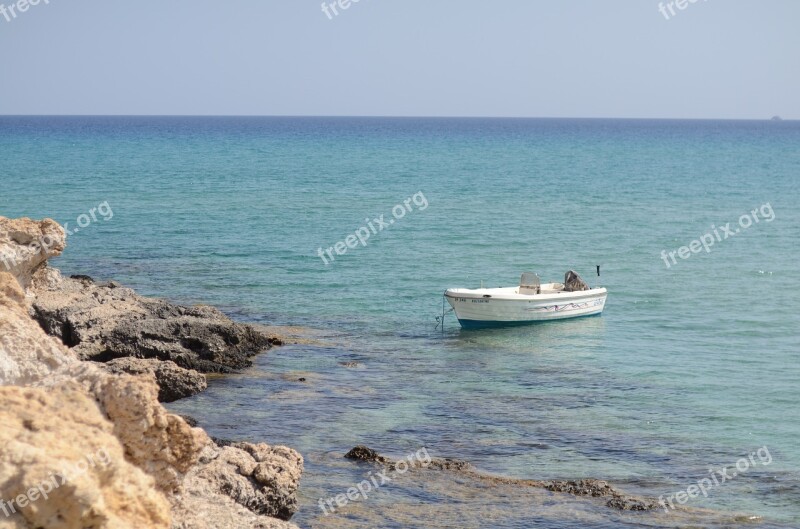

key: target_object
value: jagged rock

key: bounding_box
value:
[0,217,65,292]
[605,494,660,511]
[345,445,389,463]
[0,273,75,386]
[0,216,303,529]
[102,357,208,402]
[178,439,304,523]
[211,437,237,448]
[30,274,279,373]
[544,479,617,497]
[544,480,659,511]
[425,458,472,472]
[0,274,206,495]
[0,384,172,528]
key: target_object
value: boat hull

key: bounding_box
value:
[445,287,607,329]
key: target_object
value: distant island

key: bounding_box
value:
[771,115,783,121]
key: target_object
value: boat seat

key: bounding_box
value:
[519,272,541,295]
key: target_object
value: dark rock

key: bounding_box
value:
[348,446,659,513]
[179,414,199,427]
[31,275,281,375]
[544,479,615,497]
[345,445,389,463]
[298,377,306,382]
[542,479,657,510]
[69,274,94,283]
[425,458,472,471]
[606,495,660,511]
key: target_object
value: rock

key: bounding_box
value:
[0,273,75,386]
[542,479,659,510]
[424,458,472,472]
[177,439,304,524]
[345,445,389,463]
[0,215,304,529]
[35,354,205,495]
[0,384,172,529]
[211,437,237,448]
[0,217,65,291]
[346,446,659,512]
[544,479,616,497]
[102,357,208,402]
[30,274,279,373]
[179,415,199,427]
[605,494,660,511]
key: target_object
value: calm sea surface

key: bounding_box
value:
[1,117,798,528]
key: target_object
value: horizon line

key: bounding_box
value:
[0,114,795,121]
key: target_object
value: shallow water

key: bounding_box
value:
[2,116,798,527]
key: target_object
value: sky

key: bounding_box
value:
[0,0,798,119]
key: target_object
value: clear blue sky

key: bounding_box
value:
[1,0,797,118]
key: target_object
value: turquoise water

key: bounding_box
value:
[1,117,798,527]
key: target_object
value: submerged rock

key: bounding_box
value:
[345,445,659,512]
[544,479,660,511]
[544,478,617,497]
[425,458,472,472]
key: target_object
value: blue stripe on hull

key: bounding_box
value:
[457,312,603,329]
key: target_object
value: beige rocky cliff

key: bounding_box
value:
[0,216,303,529]
[0,217,64,292]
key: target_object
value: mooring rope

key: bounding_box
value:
[435,290,454,331]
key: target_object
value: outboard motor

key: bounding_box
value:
[564,270,590,292]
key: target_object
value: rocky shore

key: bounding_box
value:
[0,216,303,529]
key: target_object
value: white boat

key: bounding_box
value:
[444,271,607,329]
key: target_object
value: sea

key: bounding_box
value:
[1,116,798,528]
